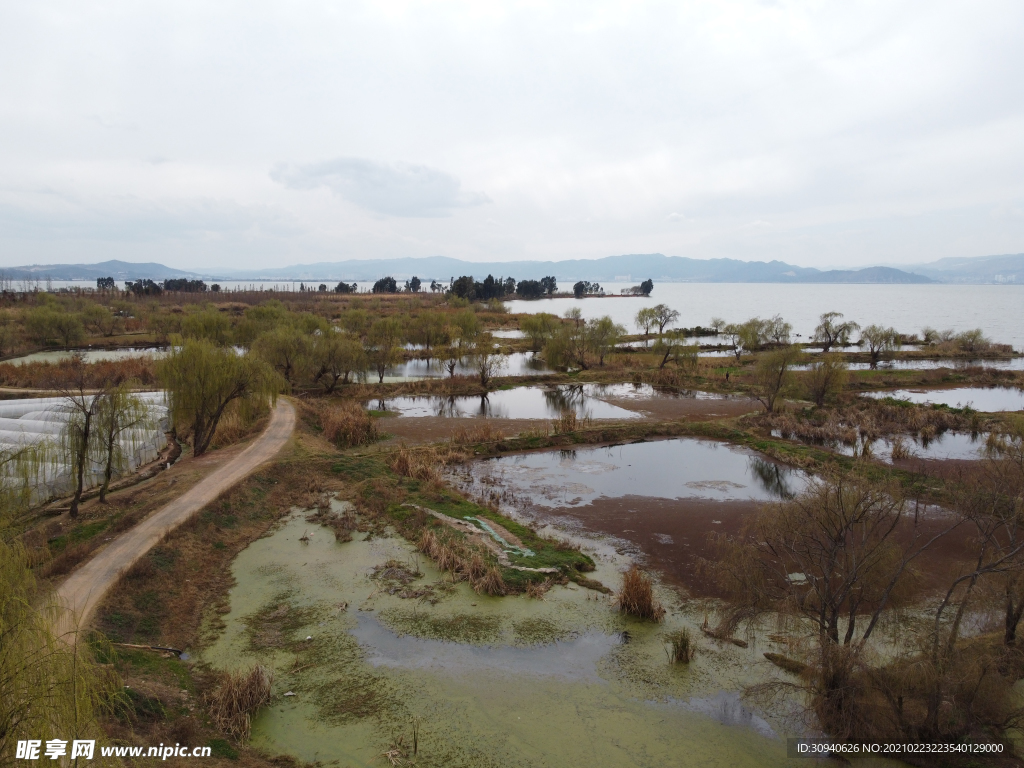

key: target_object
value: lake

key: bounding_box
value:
[507,283,1024,351]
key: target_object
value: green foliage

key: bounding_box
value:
[805,353,848,407]
[520,313,558,350]
[860,325,902,365]
[158,339,278,456]
[752,346,801,412]
[181,307,232,345]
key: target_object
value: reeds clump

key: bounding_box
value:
[552,410,578,435]
[450,423,506,445]
[206,665,273,741]
[304,399,379,448]
[617,566,665,622]
[889,435,914,461]
[666,627,695,663]
[472,565,507,597]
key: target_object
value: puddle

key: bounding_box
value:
[372,385,641,420]
[458,439,808,507]
[666,691,776,739]
[203,511,795,767]
[490,329,526,339]
[583,382,732,402]
[863,387,1024,412]
[4,346,168,365]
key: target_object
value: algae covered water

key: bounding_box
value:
[201,509,805,767]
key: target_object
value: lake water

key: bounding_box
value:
[507,283,1024,351]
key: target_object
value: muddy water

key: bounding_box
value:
[452,440,809,596]
[201,510,816,767]
[864,387,1024,412]
[371,385,642,420]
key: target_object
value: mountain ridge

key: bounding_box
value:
[1,254,938,284]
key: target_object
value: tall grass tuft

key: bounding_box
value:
[303,399,379,448]
[617,566,665,621]
[666,628,695,663]
[206,665,273,742]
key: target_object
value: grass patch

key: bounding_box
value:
[380,608,502,644]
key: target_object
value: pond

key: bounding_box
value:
[371,385,643,420]
[450,439,809,596]
[4,346,168,365]
[863,387,1024,412]
[201,509,794,768]
[379,351,553,381]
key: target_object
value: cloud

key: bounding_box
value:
[0,189,298,242]
[271,157,490,218]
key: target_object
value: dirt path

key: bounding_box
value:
[55,399,296,637]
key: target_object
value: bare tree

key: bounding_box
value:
[651,303,680,335]
[860,325,901,367]
[752,346,800,412]
[805,353,848,407]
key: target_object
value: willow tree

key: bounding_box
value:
[0,447,117,762]
[366,318,402,384]
[52,355,115,518]
[158,340,278,457]
[94,383,152,502]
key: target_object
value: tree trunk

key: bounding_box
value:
[69,414,92,518]
[99,438,115,503]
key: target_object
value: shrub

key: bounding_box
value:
[305,400,379,448]
[666,628,695,663]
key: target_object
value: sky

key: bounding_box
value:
[1,0,1024,271]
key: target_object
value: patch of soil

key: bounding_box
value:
[534,494,978,601]
[601,395,761,422]
[381,416,549,444]
[535,495,761,598]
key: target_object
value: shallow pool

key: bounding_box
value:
[371,385,642,420]
[863,387,1024,412]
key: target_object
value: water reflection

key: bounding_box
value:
[372,386,641,420]
[380,351,553,380]
[459,438,809,507]
[749,457,799,499]
[863,387,1024,412]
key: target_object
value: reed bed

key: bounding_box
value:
[417,529,506,596]
[206,664,273,741]
[302,399,379,448]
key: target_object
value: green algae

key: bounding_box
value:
[379,608,503,644]
[202,506,885,768]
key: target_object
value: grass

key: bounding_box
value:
[666,628,695,663]
[617,566,665,622]
[206,665,273,742]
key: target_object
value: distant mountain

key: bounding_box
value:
[904,253,1024,284]
[0,253,940,284]
[214,253,932,284]
[0,259,203,282]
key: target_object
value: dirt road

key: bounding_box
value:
[56,399,295,637]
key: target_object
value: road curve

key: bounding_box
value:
[56,399,295,637]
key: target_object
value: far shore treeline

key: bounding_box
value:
[93,274,655,300]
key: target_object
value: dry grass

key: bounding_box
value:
[302,399,379,448]
[617,566,665,622]
[552,410,592,435]
[39,541,94,578]
[417,529,507,596]
[389,444,467,483]
[206,665,273,741]
[0,356,158,389]
[450,423,506,445]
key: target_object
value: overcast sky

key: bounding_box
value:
[2,1,1023,271]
